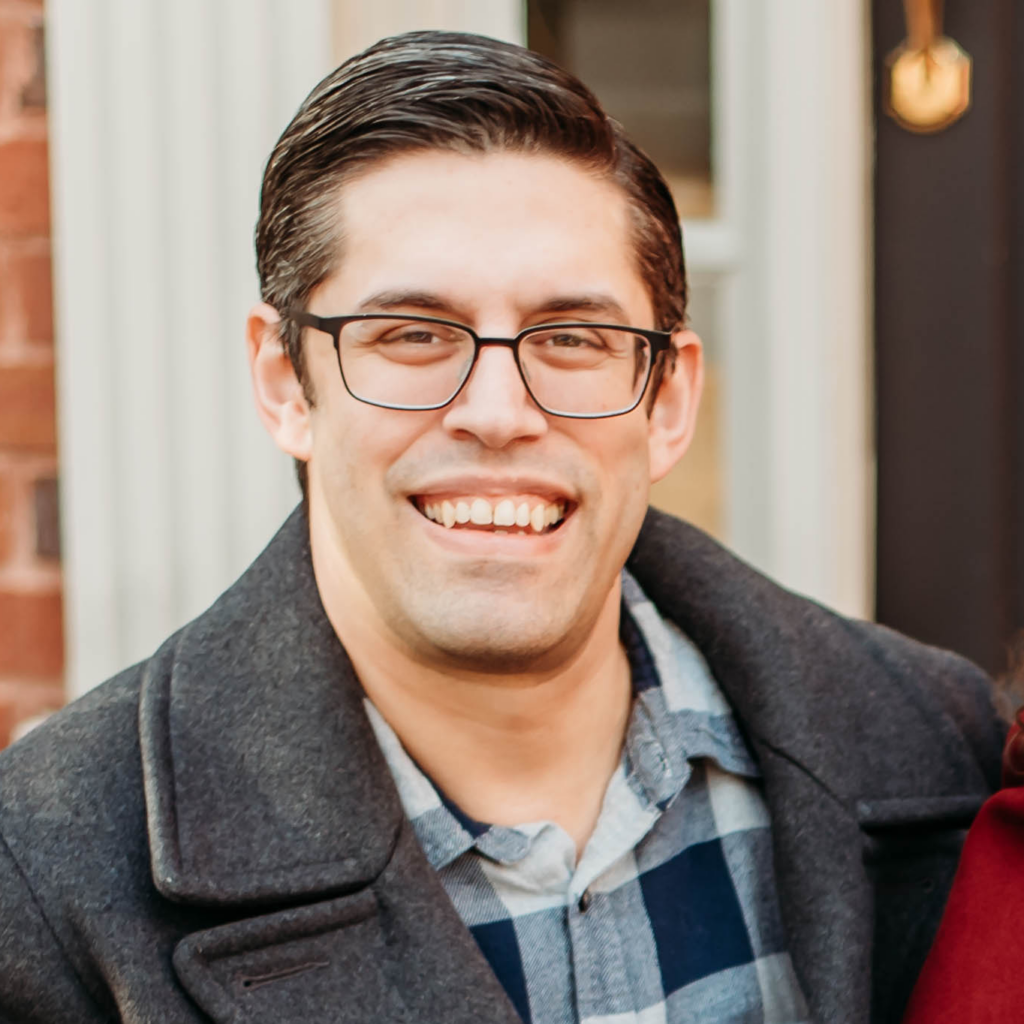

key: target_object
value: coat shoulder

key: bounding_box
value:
[0,662,147,799]
[839,615,1005,790]
[629,507,1006,794]
[0,663,151,1022]
[0,660,152,893]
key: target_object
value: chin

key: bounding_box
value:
[404,602,580,674]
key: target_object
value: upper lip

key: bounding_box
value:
[406,474,577,504]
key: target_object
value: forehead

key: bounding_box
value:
[321,149,652,322]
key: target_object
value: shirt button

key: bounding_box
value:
[578,890,592,913]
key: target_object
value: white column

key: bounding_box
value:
[47,0,334,696]
[721,0,872,618]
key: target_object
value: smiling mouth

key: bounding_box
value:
[412,495,571,534]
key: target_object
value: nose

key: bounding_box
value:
[441,343,548,448]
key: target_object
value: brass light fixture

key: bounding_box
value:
[885,0,971,134]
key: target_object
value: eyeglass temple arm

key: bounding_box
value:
[286,309,324,331]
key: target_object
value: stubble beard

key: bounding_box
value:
[386,558,598,676]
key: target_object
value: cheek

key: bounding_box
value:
[573,418,653,544]
[582,418,652,493]
[307,400,431,508]
[307,402,372,509]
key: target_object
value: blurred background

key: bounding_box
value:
[0,0,1020,745]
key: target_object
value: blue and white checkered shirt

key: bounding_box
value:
[365,571,810,1024]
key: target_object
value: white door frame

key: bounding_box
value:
[711,0,872,618]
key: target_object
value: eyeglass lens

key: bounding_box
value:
[337,318,653,415]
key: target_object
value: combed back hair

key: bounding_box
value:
[255,30,688,488]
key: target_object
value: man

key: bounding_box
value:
[0,31,1004,1024]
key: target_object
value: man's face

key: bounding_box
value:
[280,150,698,672]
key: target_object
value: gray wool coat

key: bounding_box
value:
[0,507,1004,1024]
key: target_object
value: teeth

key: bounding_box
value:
[494,499,516,527]
[419,496,567,533]
[470,498,492,525]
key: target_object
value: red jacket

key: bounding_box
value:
[904,718,1024,1022]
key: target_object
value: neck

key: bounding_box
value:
[312,537,632,857]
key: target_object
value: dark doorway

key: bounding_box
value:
[873,0,1024,674]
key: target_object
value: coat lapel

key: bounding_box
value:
[139,507,521,1024]
[139,506,402,904]
[168,824,521,1024]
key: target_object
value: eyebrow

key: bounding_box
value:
[536,294,631,324]
[355,290,459,315]
[354,290,632,325]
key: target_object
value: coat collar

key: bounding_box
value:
[140,506,405,906]
[625,507,995,804]
[141,504,997,1020]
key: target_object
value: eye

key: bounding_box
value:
[546,331,592,347]
[530,327,607,350]
[381,327,446,344]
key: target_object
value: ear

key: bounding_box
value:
[247,303,312,462]
[648,329,704,483]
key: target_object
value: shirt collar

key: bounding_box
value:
[620,569,759,807]
[366,569,759,871]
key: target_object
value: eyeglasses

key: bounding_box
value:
[287,311,673,419]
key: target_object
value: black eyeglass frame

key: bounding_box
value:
[287,310,674,419]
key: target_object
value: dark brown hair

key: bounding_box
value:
[255,31,688,485]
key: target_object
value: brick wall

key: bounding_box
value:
[0,0,64,748]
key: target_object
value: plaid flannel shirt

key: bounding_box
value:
[365,570,810,1024]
